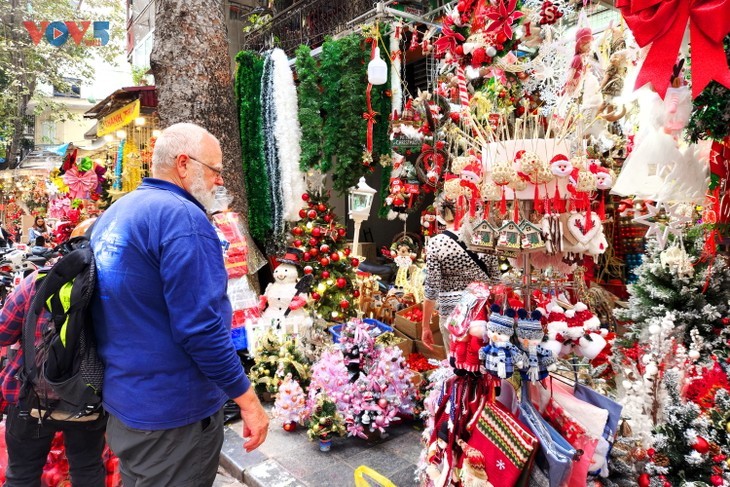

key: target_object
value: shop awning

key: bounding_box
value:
[84,85,157,120]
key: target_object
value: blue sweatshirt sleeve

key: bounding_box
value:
[159,231,250,399]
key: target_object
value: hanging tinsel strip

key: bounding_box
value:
[234,51,271,243]
[261,51,285,247]
[270,48,306,222]
[320,34,369,194]
[295,45,325,172]
[114,139,124,190]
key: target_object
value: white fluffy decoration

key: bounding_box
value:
[271,48,306,221]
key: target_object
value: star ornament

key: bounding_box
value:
[633,202,693,250]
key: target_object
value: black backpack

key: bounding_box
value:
[17,237,103,421]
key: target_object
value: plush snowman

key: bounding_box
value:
[259,249,312,338]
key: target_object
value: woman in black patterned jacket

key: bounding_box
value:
[421,201,499,350]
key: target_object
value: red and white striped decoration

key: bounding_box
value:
[456,65,470,110]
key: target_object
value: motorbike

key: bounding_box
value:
[0,244,54,307]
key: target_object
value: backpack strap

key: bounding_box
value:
[443,230,493,277]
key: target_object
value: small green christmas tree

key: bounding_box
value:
[289,190,359,322]
[306,392,346,441]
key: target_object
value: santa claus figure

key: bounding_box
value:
[550,154,573,178]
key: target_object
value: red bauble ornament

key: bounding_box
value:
[320,257,330,267]
[340,299,350,309]
[312,227,322,237]
[292,227,303,236]
[302,253,311,262]
[298,209,307,219]
[311,292,321,301]
[322,271,330,279]
[309,237,318,247]
[317,203,326,212]
[694,436,711,454]
[283,422,297,432]
[307,209,317,219]
[302,193,310,201]
[338,228,346,237]
[638,474,651,487]
[324,215,333,223]
[293,239,302,247]
[320,244,330,254]
[711,475,724,486]
[336,278,346,288]
[351,258,360,267]
[309,247,319,257]
[377,398,388,409]
[330,253,340,262]
[303,266,313,275]
[344,248,351,257]
[353,290,360,298]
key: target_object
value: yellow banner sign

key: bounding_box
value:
[97,99,140,137]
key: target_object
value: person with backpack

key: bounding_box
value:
[0,230,106,487]
[90,122,268,487]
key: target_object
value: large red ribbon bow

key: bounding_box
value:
[616,0,730,98]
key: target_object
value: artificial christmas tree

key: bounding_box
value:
[272,374,307,431]
[248,330,311,397]
[306,392,346,451]
[290,191,358,322]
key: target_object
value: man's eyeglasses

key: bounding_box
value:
[187,156,223,177]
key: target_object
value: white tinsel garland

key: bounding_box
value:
[262,52,285,242]
[270,48,306,221]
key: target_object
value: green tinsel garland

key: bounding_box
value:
[235,51,271,243]
[370,29,394,219]
[295,45,325,172]
[687,35,730,142]
[320,35,369,194]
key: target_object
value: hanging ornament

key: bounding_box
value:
[367,46,388,85]
[694,436,710,454]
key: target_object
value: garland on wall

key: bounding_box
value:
[320,34,369,194]
[295,45,325,172]
[270,48,306,222]
[235,51,271,243]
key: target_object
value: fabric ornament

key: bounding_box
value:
[543,303,568,358]
[616,0,730,98]
[573,302,607,359]
[515,309,556,382]
[460,162,483,218]
[480,305,524,379]
[491,160,517,215]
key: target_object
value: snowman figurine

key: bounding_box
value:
[259,248,312,338]
[515,309,557,382]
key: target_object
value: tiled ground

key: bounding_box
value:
[220,406,423,487]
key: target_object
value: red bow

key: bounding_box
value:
[616,0,730,98]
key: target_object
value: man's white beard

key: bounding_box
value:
[189,172,217,212]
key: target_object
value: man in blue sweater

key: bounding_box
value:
[90,122,268,486]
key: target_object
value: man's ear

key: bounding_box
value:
[175,154,189,179]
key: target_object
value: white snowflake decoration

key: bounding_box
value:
[634,202,693,250]
[496,459,506,470]
[523,26,570,115]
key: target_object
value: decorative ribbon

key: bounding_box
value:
[63,166,98,200]
[364,40,378,153]
[616,0,730,98]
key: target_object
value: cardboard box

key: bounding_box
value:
[393,328,415,357]
[415,331,447,361]
[394,303,439,340]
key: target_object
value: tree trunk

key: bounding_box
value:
[150,0,248,221]
[7,0,35,169]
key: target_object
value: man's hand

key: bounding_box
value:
[234,388,270,452]
[421,327,435,351]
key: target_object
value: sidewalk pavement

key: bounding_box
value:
[220,406,423,487]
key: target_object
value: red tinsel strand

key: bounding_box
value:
[500,188,507,215]
[513,198,519,222]
[598,190,606,221]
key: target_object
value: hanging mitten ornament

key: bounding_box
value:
[515,309,557,382]
[479,305,525,379]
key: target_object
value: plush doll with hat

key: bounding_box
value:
[543,302,568,358]
[515,309,557,382]
[479,305,525,379]
[459,161,483,218]
[561,305,587,356]
[451,307,489,374]
[574,302,608,359]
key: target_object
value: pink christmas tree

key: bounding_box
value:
[272,374,307,431]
